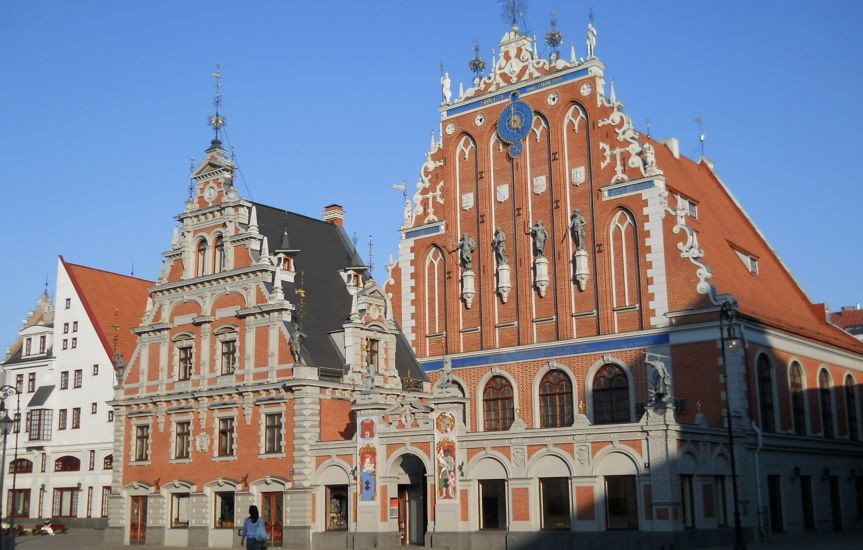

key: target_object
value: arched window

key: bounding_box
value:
[54,455,81,472]
[756,355,775,432]
[9,458,33,474]
[483,375,514,431]
[593,364,630,424]
[424,247,446,336]
[213,236,225,274]
[790,363,806,435]
[818,370,834,438]
[103,454,113,470]
[540,371,573,428]
[196,239,208,277]
[845,375,859,441]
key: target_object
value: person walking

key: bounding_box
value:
[241,505,268,550]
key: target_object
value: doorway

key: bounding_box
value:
[829,476,842,531]
[394,454,427,545]
[767,476,783,533]
[129,495,147,544]
[262,492,284,546]
[800,476,815,530]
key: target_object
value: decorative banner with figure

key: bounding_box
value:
[359,444,377,501]
[434,411,457,500]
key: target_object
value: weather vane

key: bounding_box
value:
[208,64,226,139]
[500,0,527,30]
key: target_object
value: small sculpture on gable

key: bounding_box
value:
[441,72,452,104]
[528,220,549,257]
[568,209,587,251]
[289,322,307,365]
[492,228,508,266]
[457,233,477,271]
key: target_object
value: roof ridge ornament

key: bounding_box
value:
[208,64,226,141]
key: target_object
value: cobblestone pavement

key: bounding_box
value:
[6,524,863,550]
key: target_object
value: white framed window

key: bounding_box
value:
[171,493,190,528]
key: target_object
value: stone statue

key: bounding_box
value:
[529,220,548,258]
[586,23,597,59]
[647,357,671,401]
[441,72,452,104]
[491,227,508,266]
[568,209,587,251]
[458,233,477,271]
[361,358,375,393]
[440,355,453,388]
[289,322,307,365]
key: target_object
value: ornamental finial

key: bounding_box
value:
[208,64,226,140]
[545,12,563,59]
[499,0,526,31]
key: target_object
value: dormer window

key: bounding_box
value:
[213,236,225,274]
[24,338,32,356]
[196,239,209,277]
[39,335,46,353]
[733,248,759,275]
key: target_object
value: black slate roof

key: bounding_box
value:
[254,202,426,383]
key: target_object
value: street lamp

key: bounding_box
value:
[0,384,20,547]
[0,401,14,541]
[719,302,746,550]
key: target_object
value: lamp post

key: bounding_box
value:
[719,302,746,550]
[0,393,15,546]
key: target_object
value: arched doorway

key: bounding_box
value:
[392,454,427,546]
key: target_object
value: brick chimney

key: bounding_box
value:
[322,204,345,227]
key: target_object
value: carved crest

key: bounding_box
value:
[461,192,474,211]
[571,166,585,185]
[532,175,547,195]
[496,184,509,203]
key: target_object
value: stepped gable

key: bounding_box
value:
[61,257,153,366]
[652,140,863,354]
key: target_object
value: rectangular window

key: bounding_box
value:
[65,298,71,309]
[715,476,728,527]
[681,475,695,529]
[58,409,67,430]
[27,373,36,393]
[25,338,32,355]
[175,421,191,459]
[93,364,99,376]
[215,492,235,528]
[63,323,69,334]
[101,486,111,518]
[89,450,95,470]
[540,477,570,530]
[52,488,78,517]
[171,493,190,528]
[28,410,52,441]
[178,347,193,381]
[39,335,46,353]
[325,485,348,531]
[221,340,237,375]
[71,337,77,349]
[479,479,507,530]
[218,417,235,456]
[86,486,93,517]
[60,371,69,390]
[15,374,23,393]
[108,410,114,422]
[72,321,78,332]
[62,339,68,350]
[91,403,97,414]
[8,489,31,518]
[264,413,283,454]
[366,339,379,370]
[41,453,46,472]
[134,425,150,461]
[72,407,81,429]
[605,475,638,530]
[74,369,83,388]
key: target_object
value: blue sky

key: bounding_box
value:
[1,1,862,343]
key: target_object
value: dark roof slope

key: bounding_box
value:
[254,202,426,382]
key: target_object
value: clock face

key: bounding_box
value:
[496,96,533,145]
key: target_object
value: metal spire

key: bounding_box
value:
[208,64,226,140]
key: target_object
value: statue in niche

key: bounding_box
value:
[528,220,548,258]
[441,72,452,104]
[491,227,508,266]
[647,356,672,402]
[457,233,477,271]
[440,355,454,388]
[361,359,375,394]
[289,321,307,365]
[568,209,587,251]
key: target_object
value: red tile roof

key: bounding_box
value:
[651,141,863,355]
[61,257,152,368]
[831,308,863,330]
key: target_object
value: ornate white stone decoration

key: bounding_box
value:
[599,143,611,169]
[496,264,511,303]
[461,269,476,309]
[596,88,663,183]
[496,184,509,203]
[534,256,550,297]
[461,192,474,211]
[571,166,585,186]
[573,250,589,291]
[533,175,547,195]
[445,122,456,135]
[547,92,559,105]
[474,113,485,126]
[580,82,593,96]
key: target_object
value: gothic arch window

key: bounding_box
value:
[531,113,549,142]
[424,247,446,336]
[213,235,225,274]
[790,362,806,435]
[564,104,587,134]
[539,370,573,428]
[483,375,514,431]
[593,364,630,424]
[818,369,834,438]
[845,375,859,441]
[196,238,209,277]
[457,134,476,160]
[609,210,640,316]
[756,355,776,432]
